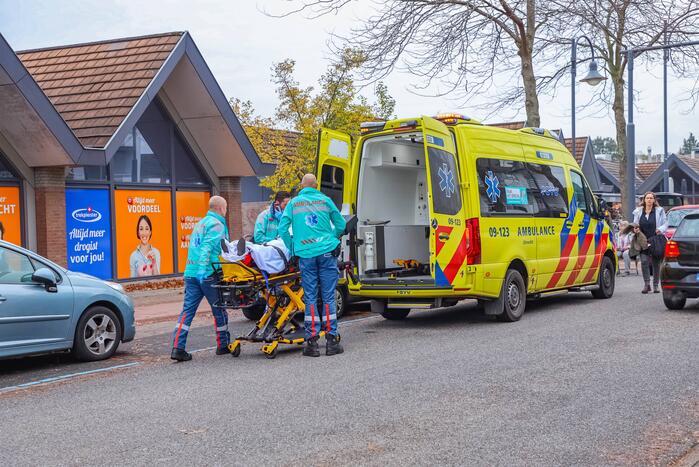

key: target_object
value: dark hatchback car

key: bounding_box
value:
[660,213,699,309]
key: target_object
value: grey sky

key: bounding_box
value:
[1,0,696,155]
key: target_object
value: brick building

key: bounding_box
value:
[0,31,271,280]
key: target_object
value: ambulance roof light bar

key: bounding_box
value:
[520,127,559,140]
[360,121,386,134]
[432,113,481,125]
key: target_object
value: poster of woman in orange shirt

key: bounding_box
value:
[129,215,161,277]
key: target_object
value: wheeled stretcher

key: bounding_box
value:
[211,259,327,359]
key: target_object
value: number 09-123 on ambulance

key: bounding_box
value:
[316,114,616,322]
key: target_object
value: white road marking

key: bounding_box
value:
[0,361,142,394]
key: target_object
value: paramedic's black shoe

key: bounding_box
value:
[326,334,344,356]
[236,238,247,256]
[170,348,192,362]
[216,346,231,355]
[303,336,320,357]
[220,239,229,254]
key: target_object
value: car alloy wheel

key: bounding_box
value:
[84,314,118,356]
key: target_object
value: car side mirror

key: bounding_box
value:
[32,267,57,292]
[596,196,608,220]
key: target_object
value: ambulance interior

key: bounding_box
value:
[356,134,433,283]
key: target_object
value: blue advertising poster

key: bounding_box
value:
[65,188,113,279]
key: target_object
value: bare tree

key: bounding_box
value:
[272,0,574,127]
[565,0,699,216]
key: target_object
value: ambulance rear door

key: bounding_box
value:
[316,128,353,215]
[315,128,357,271]
[421,116,470,289]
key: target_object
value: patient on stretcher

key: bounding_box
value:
[220,238,291,275]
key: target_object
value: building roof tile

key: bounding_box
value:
[636,162,661,179]
[563,137,589,164]
[16,32,183,148]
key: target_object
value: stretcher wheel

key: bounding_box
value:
[265,347,278,359]
[231,344,241,358]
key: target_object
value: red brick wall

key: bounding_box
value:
[219,176,242,239]
[34,167,67,266]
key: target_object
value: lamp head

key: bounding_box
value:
[580,59,607,86]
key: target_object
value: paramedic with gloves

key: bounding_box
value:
[278,174,346,357]
[253,191,291,243]
[171,196,231,362]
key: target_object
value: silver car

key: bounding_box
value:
[0,240,136,361]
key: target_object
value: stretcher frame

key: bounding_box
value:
[211,261,326,359]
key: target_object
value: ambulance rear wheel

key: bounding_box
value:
[335,286,347,319]
[371,300,410,320]
[381,308,411,320]
[591,256,615,299]
[242,299,266,321]
[487,269,526,322]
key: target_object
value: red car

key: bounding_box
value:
[664,205,699,239]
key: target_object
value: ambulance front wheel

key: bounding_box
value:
[591,256,615,299]
[485,269,526,322]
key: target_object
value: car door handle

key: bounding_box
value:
[565,220,574,228]
[438,233,450,242]
[0,295,6,302]
[578,222,585,228]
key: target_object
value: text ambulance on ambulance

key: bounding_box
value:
[316,114,616,322]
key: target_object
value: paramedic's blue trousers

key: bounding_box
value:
[172,277,230,350]
[299,253,339,338]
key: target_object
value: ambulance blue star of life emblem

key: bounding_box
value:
[438,163,455,198]
[305,213,319,227]
[485,170,501,203]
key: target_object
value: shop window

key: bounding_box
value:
[65,166,108,181]
[174,130,207,185]
[0,153,18,180]
[111,128,171,184]
[477,158,539,216]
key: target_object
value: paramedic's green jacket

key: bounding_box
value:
[253,203,281,243]
[184,210,229,279]
[278,187,346,259]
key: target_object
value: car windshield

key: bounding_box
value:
[667,209,696,227]
[674,216,699,237]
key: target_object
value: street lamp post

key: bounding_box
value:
[571,36,607,162]
[623,39,699,219]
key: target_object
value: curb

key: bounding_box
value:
[675,443,699,467]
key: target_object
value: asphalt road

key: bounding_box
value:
[0,276,697,466]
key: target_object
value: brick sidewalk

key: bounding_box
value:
[128,287,212,325]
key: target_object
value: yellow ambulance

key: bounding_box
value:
[316,114,616,322]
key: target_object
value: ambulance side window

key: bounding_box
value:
[427,148,462,215]
[569,170,595,215]
[320,165,344,210]
[527,163,568,217]
[476,158,539,216]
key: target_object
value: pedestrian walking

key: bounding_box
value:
[171,195,230,361]
[253,191,291,244]
[278,174,346,357]
[631,191,668,294]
